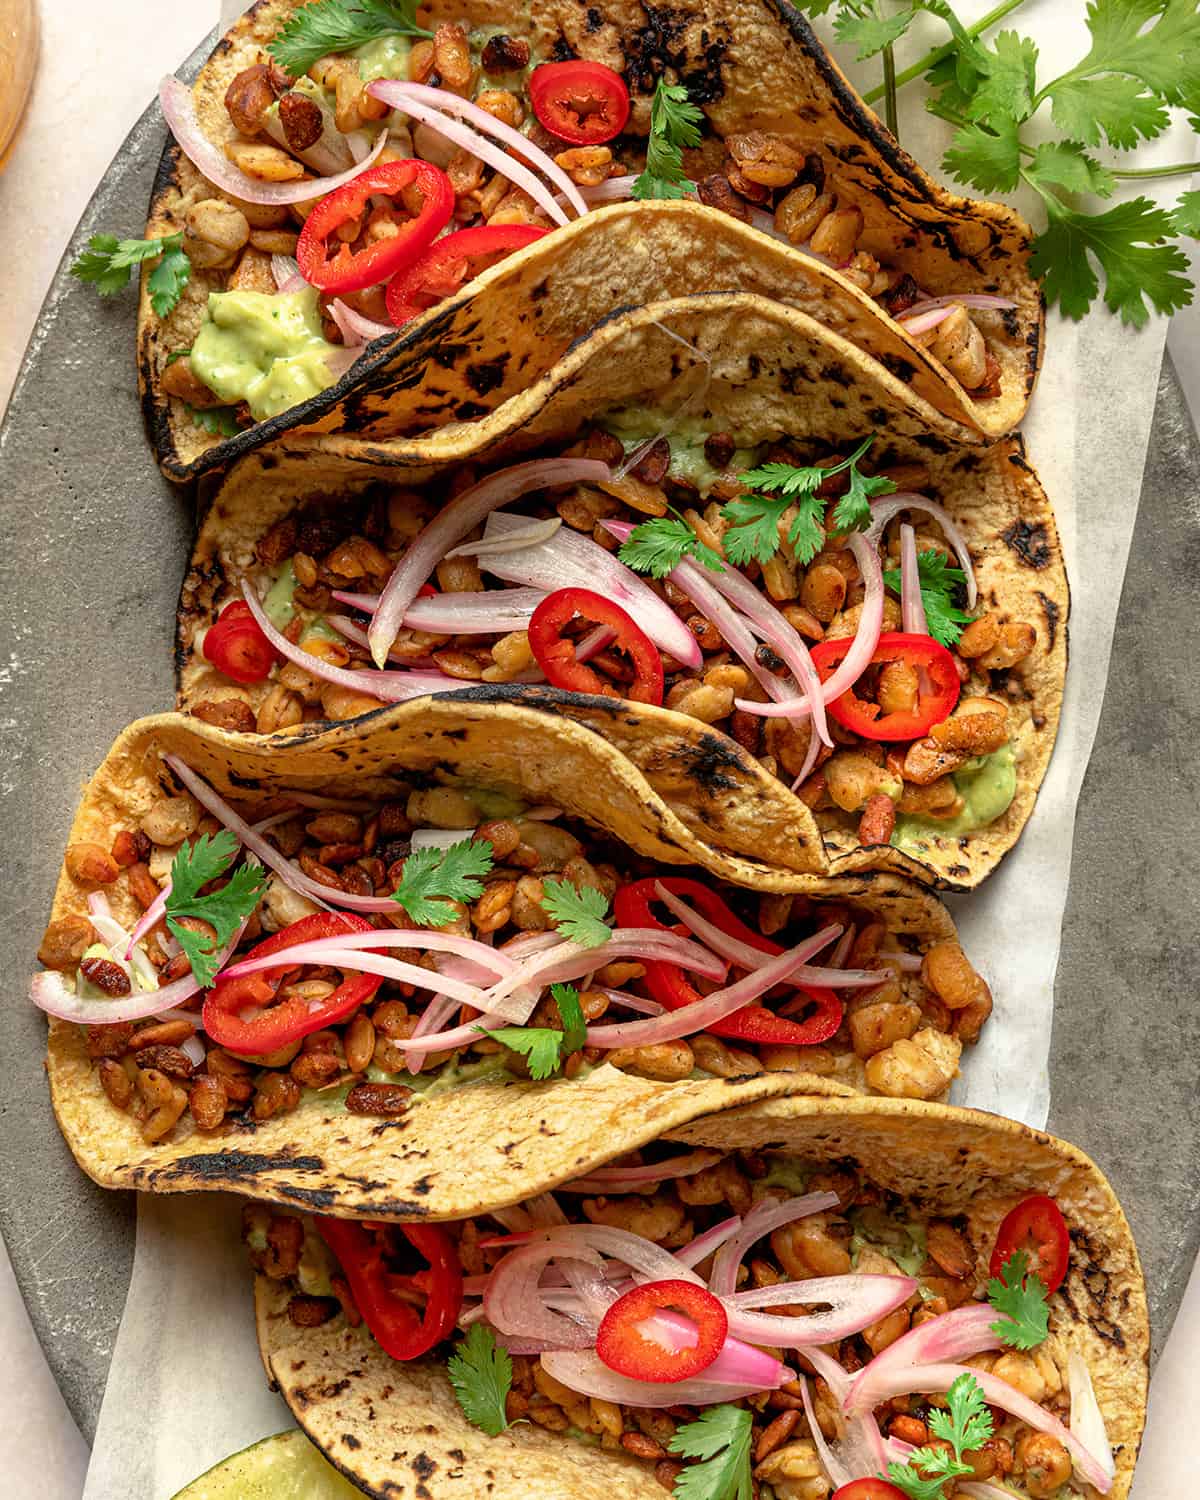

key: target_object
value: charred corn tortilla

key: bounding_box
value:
[254,1097,1148,1500]
[43,707,983,1215]
[177,294,1068,891]
[141,0,1041,479]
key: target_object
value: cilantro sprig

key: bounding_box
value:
[885,1371,994,1500]
[268,0,430,77]
[71,232,191,317]
[669,1405,754,1500]
[722,435,895,567]
[447,1324,512,1437]
[188,406,243,438]
[392,838,494,927]
[164,831,267,988]
[631,79,705,201]
[618,512,725,579]
[540,878,612,948]
[883,548,973,647]
[808,0,1200,324]
[987,1249,1051,1350]
[481,983,588,1080]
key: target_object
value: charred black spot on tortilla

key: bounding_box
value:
[411,1175,434,1195]
[913,433,952,454]
[413,1454,438,1481]
[586,5,604,29]
[153,1146,327,1184]
[1037,591,1060,650]
[879,354,916,383]
[529,278,550,303]
[866,407,891,425]
[451,401,492,420]
[1002,519,1050,569]
[671,733,748,795]
[431,342,471,370]
[549,35,576,61]
[947,863,970,878]
[748,352,762,379]
[342,1434,361,1450]
[448,1449,466,1465]
[820,363,853,388]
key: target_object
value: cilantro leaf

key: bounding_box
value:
[885,1371,993,1500]
[1025,141,1115,199]
[669,1405,754,1500]
[1050,0,1200,111]
[964,29,1039,123]
[481,983,588,1081]
[188,406,243,438]
[831,458,897,535]
[447,1324,512,1437]
[619,516,724,579]
[392,838,494,927]
[987,1250,1051,1351]
[631,79,704,201]
[165,831,266,988]
[1173,190,1200,238]
[268,0,430,77]
[943,114,1022,194]
[833,5,917,61]
[720,493,794,567]
[1049,74,1169,150]
[883,549,972,648]
[71,232,191,314]
[1030,195,1193,326]
[540,878,611,948]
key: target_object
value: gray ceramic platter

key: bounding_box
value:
[1,30,1198,1444]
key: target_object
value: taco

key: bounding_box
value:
[253,1095,1147,1499]
[125,0,1041,478]
[177,294,1067,891]
[35,706,993,1218]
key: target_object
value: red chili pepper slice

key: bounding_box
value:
[612,877,843,1047]
[832,1482,908,1500]
[385,222,551,326]
[296,159,455,295]
[203,913,383,1055]
[989,1195,1070,1294]
[809,631,961,742]
[316,1217,463,1361]
[596,1279,726,1383]
[528,60,631,145]
[527,587,664,706]
[202,599,277,685]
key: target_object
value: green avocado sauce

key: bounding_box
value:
[892,742,1017,851]
[190,288,338,422]
[354,34,413,82]
[599,412,763,498]
[264,561,297,630]
[848,1205,928,1279]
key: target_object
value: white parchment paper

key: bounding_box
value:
[82,3,1194,1495]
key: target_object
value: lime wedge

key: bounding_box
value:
[171,1429,361,1499]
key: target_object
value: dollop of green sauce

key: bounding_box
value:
[190,288,337,422]
[892,742,1017,850]
[599,411,763,498]
[354,34,412,82]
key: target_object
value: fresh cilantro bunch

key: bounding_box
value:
[632,79,705,200]
[71,232,191,317]
[618,512,725,579]
[806,0,1200,324]
[481,983,588,1080]
[392,838,494,926]
[165,831,266,987]
[447,1325,512,1436]
[885,1371,994,1500]
[269,0,430,77]
[882,548,973,646]
[541,878,612,947]
[669,1405,754,1500]
[722,435,895,568]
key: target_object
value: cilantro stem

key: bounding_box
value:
[1110,161,1200,180]
[863,0,1028,103]
[881,41,899,136]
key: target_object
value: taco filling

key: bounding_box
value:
[117,3,1018,435]
[185,431,1046,864]
[32,755,993,1141]
[252,1153,1119,1497]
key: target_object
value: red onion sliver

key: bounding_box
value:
[225,944,495,1008]
[332,586,549,636]
[865,493,976,608]
[735,533,884,719]
[675,1216,744,1270]
[894,304,955,337]
[801,1377,853,1489]
[900,293,1017,318]
[406,991,465,1075]
[368,81,572,226]
[368,460,610,667]
[125,880,170,959]
[560,1149,722,1195]
[270,253,300,290]
[541,1348,786,1407]
[483,512,702,669]
[241,579,474,702]
[899,523,928,638]
[708,1194,840,1297]
[222,927,514,979]
[329,298,393,346]
[724,1274,917,1349]
[843,1302,1003,1415]
[484,930,726,1008]
[585,926,841,1049]
[159,76,388,205]
[595,986,664,1018]
[483,1241,601,1349]
[1069,1349,1116,1487]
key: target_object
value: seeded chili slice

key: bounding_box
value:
[296,159,455,295]
[612,878,843,1047]
[528,60,631,145]
[831,1483,908,1500]
[596,1279,726,1382]
[202,599,277,685]
[810,630,961,742]
[385,222,551,325]
[316,1217,463,1361]
[528,587,664,706]
[989,1195,1070,1294]
[203,912,383,1055]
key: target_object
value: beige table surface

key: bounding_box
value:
[0,2,1194,1495]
